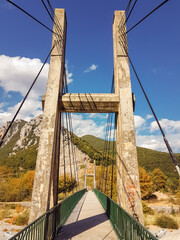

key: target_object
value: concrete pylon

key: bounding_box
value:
[113,11,144,224]
[29,9,66,223]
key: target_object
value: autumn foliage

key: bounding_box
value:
[0,170,35,202]
[151,168,167,191]
[139,166,153,199]
[58,174,77,193]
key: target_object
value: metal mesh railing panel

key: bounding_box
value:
[10,189,87,240]
[94,189,157,240]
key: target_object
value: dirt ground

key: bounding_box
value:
[148,225,180,240]
[0,220,24,240]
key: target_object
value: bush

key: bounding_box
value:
[155,215,178,229]
[10,204,16,209]
[13,210,29,226]
[142,201,154,215]
[0,209,11,220]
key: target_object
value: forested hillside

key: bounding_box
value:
[82,135,180,190]
[0,118,180,199]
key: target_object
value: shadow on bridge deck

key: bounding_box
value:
[54,191,118,240]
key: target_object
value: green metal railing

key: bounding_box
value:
[10,189,87,240]
[94,189,157,240]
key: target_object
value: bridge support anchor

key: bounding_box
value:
[113,11,144,224]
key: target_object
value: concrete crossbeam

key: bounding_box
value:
[59,93,119,113]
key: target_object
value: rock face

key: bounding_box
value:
[0,115,42,156]
[0,115,91,176]
[13,115,43,152]
[0,119,26,147]
[59,129,91,176]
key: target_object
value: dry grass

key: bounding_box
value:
[144,214,156,226]
[144,213,180,229]
[0,204,30,226]
[0,205,14,220]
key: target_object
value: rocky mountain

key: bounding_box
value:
[0,115,42,155]
[0,115,91,175]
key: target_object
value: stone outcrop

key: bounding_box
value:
[0,115,91,175]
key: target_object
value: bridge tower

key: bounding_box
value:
[29,9,144,224]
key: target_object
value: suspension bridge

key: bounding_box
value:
[1,0,179,239]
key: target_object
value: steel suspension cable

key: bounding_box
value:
[61,115,67,198]
[0,44,56,149]
[63,70,73,186]
[6,0,56,34]
[126,0,138,23]
[125,0,133,15]
[63,66,79,187]
[41,0,64,43]
[100,75,115,193]
[47,0,64,37]
[100,113,111,191]
[104,114,113,194]
[126,0,170,34]
[68,114,79,185]
[41,0,54,22]
[111,116,116,199]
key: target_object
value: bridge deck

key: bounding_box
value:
[55,191,118,240]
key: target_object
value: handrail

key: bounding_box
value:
[9,189,87,240]
[94,189,157,240]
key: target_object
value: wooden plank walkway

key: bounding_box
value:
[55,191,118,240]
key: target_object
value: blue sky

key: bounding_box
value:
[0,0,180,152]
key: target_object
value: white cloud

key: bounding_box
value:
[150,119,180,134]
[136,135,167,152]
[0,55,49,97]
[146,114,153,120]
[70,114,105,138]
[134,117,180,153]
[84,64,98,73]
[0,55,73,127]
[68,114,180,152]
[134,115,145,128]
[86,113,107,119]
[0,102,6,110]
[65,64,73,84]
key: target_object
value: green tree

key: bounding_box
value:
[139,167,152,199]
[151,168,167,191]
